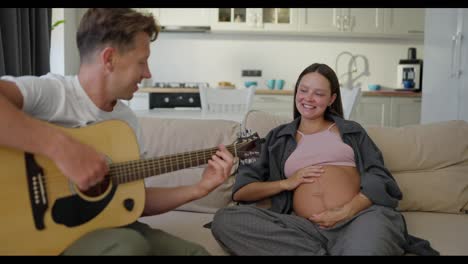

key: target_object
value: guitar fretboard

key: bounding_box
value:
[108,145,237,184]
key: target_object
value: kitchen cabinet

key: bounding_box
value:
[210,8,299,32]
[299,8,384,35]
[353,95,421,127]
[251,94,294,119]
[383,8,425,37]
[158,8,210,27]
[353,96,391,127]
[140,8,210,27]
[210,8,258,31]
[421,8,468,123]
[261,8,299,31]
[390,97,422,127]
[134,8,424,39]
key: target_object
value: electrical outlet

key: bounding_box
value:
[242,70,262,77]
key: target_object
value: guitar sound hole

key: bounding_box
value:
[81,177,111,197]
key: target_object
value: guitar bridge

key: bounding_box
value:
[24,153,48,230]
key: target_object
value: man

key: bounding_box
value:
[0,8,234,255]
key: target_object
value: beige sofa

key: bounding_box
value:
[137,110,468,255]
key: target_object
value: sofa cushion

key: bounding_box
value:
[365,120,468,172]
[138,116,240,213]
[393,162,468,213]
[244,110,292,138]
[366,121,468,214]
[402,211,468,255]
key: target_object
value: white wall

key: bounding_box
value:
[50,8,84,76]
[50,8,65,75]
[149,33,423,91]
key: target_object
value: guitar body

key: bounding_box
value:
[0,120,145,255]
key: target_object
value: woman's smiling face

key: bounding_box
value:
[295,72,336,120]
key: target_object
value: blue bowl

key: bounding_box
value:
[403,80,415,89]
[244,81,258,88]
[368,84,381,91]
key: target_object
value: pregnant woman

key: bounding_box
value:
[210,63,423,255]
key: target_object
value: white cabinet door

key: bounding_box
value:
[261,8,299,31]
[354,96,391,127]
[300,8,383,35]
[383,8,425,36]
[421,9,463,123]
[210,8,261,31]
[158,8,210,26]
[390,97,422,127]
[347,8,384,34]
[299,8,341,33]
[211,8,299,32]
[355,96,421,127]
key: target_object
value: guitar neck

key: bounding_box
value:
[109,144,236,184]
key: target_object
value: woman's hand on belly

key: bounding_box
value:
[308,205,352,229]
[293,165,360,221]
[280,165,324,191]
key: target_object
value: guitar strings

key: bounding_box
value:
[109,144,240,183]
[33,142,249,188]
[34,147,226,188]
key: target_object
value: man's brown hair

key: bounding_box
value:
[77,8,160,63]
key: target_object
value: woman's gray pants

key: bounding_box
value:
[211,204,407,255]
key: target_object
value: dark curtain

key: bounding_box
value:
[0,8,52,76]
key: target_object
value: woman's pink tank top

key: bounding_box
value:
[284,123,356,178]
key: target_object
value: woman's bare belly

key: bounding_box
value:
[293,165,360,218]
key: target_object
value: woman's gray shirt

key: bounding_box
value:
[233,113,402,213]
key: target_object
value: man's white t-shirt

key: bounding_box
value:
[1,73,147,158]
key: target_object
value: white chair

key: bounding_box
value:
[199,86,256,114]
[340,86,361,120]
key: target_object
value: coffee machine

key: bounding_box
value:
[396,47,423,92]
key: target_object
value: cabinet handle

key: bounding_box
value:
[257,97,281,102]
[456,33,463,78]
[407,30,424,34]
[336,15,342,31]
[375,9,379,28]
[450,34,457,78]
[413,99,422,103]
[452,32,462,79]
[342,15,349,31]
[454,9,464,79]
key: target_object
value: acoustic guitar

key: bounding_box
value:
[0,119,261,255]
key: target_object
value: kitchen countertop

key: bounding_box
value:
[139,88,421,97]
[362,90,422,97]
[138,87,294,95]
[139,88,199,93]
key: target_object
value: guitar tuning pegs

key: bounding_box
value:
[243,129,252,137]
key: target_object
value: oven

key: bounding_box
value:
[149,93,201,108]
[149,82,208,109]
